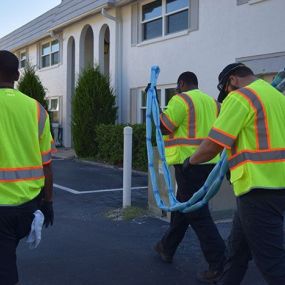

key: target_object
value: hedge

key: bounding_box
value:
[95,124,148,171]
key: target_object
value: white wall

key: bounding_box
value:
[16,0,285,146]
[121,0,285,122]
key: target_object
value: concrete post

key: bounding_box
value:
[123,126,133,208]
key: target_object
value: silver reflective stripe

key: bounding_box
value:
[178,93,195,137]
[42,152,52,164]
[160,113,176,132]
[237,88,269,149]
[229,149,285,169]
[165,138,203,147]
[208,128,235,147]
[0,168,44,181]
[37,103,47,138]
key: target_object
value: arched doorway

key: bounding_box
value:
[66,36,75,147]
[79,25,94,70]
[99,25,110,76]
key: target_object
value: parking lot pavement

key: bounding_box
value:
[17,158,266,285]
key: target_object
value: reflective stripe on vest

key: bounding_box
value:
[37,102,47,138]
[0,167,44,182]
[42,151,52,164]
[164,138,204,147]
[208,128,236,147]
[236,87,270,149]
[160,113,176,132]
[229,149,285,169]
[177,93,196,137]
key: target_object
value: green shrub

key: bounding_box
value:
[95,124,148,171]
[72,66,117,157]
[17,63,48,110]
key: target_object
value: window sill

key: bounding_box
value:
[38,63,61,72]
[136,29,190,47]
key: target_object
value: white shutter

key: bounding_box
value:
[189,0,199,32]
[131,2,139,46]
[130,88,138,124]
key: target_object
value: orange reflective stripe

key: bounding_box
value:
[37,102,47,138]
[208,127,236,148]
[164,137,204,147]
[177,93,196,137]
[160,113,177,133]
[236,87,270,149]
[41,150,52,164]
[0,167,44,182]
[229,149,285,170]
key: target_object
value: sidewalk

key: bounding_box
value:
[52,147,76,159]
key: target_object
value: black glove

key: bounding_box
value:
[40,201,54,228]
[182,157,191,173]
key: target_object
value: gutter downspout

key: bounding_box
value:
[101,7,123,124]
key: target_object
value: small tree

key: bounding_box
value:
[17,63,48,110]
[72,65,117,157]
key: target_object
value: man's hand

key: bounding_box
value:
[182,157,191,173]
[40,201,54,228]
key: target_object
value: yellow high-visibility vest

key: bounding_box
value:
[160,89,220,165]
[0,89,54,205]
[208,79,285,196]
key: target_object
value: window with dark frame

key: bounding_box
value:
[19,51,27,68]
[141,0,189,41]
[41,40,60,68]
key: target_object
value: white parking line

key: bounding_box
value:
[53,183,148,195]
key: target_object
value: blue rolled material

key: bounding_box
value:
[146,66,228,213]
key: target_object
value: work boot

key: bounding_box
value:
[154,241,173,263]
[196,269,223,284]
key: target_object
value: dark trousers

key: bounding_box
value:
[160,164,226,270]
[0,197,39,285]
[221,189,285,285]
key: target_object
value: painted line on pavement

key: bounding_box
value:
[54,183,148,195]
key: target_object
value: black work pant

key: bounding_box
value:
[0,197,39,285]
[160,164,226,270]
[221,189,285,285]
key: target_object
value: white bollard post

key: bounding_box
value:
[123,126,133,208]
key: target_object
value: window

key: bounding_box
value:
[41,40,60,68]
[142,0,163,40]
[19,51,27,68]
[140,87,176,123]
[141,0,189,41]
[47,97,60,123]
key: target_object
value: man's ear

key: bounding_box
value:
[14,71,20,81]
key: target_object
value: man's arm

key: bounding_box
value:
[43,162,53,201]
[190,139,224,164]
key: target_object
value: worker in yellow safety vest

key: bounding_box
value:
[0,50,55,285]
[153,71,226,283]
[184,63,285,285]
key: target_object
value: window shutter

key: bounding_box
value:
[189,0,199,32]
[131,2,139,46]
[130,88,138,124]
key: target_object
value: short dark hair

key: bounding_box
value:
[0,50,19,81]
[177,71,198,87]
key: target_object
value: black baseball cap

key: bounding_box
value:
[217,63,246,103]
[0,50,19,73]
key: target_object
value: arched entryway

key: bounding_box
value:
[99,25,110,76]
[66,36,75,147]
[79,25,94,70]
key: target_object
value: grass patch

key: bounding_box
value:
[105,206,148,221]
[122,206,147,220]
